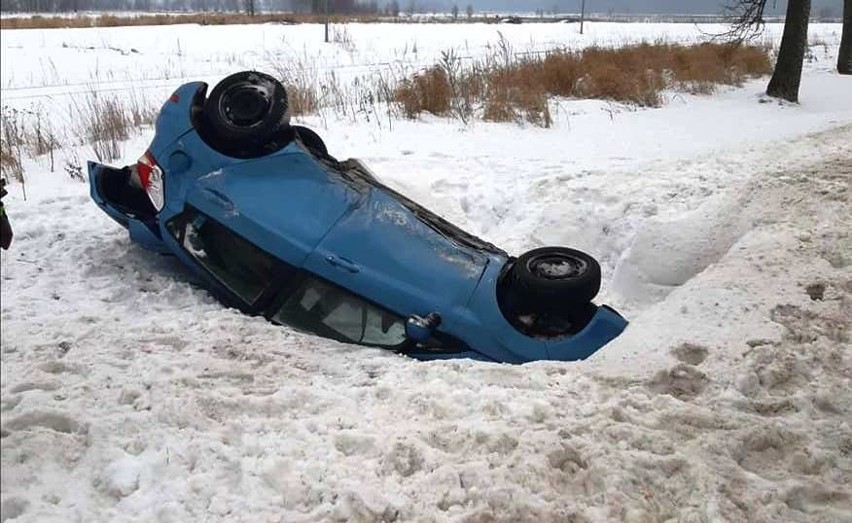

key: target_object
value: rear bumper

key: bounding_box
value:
[88,161,169,253]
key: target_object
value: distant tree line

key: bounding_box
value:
[0,0,444,14]
[293,0,380,15]
[0,0,268,12]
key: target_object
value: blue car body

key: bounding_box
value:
[89,81,627,363]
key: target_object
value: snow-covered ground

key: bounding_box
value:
[1,21,851,522]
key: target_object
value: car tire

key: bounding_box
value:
[293,125,329,157]
[508,247,601,313]
[203,71,290,156]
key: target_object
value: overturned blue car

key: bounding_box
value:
[89,71,627,363]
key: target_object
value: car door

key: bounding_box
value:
[183,151,363,269]
[303,187,490,319]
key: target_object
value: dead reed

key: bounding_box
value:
[66,87,157,162]
[394,42,772,126]
[1,108,25,185]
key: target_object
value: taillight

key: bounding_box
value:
[137,151,165,211]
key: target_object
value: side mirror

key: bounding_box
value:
[405,312,442,342]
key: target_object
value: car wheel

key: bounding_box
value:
[508,247,601,312]
[203,71,290,156]
[294,125,329,157]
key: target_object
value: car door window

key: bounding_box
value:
[169,210,276,305]
[272,276,407,348]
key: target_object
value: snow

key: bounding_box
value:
[2,21,852,522]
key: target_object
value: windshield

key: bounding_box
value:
[272,276,407,348]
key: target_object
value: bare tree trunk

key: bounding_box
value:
[840,0,852,74]
[767,0,811,102]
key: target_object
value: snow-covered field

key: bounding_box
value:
[1,21,851,522]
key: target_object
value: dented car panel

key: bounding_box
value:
[303,187,491,319]
[88,79,627,363]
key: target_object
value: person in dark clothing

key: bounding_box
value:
[0,179,13,250]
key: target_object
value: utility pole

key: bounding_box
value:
[325,0,330,43]
[580,0,587,34]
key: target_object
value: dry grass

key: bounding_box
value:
[76,93,130,161]
[1,106,62,185]
[266,48,401,128]
[395,66,452,119]
[484,81,553,127]
[2,85,156,184]
[287,83,320,116]
[0,144,22,184]
[68,88,157,162]
[331,25,357,54]
[1,109,25,185]
[0,12,383,30]
[127,89,158,128]
[394,50,487,123]
[266,55,319,117]
[394,42,772,126]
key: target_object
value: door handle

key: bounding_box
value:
[201,188,236,211]
[326,255,360,273]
